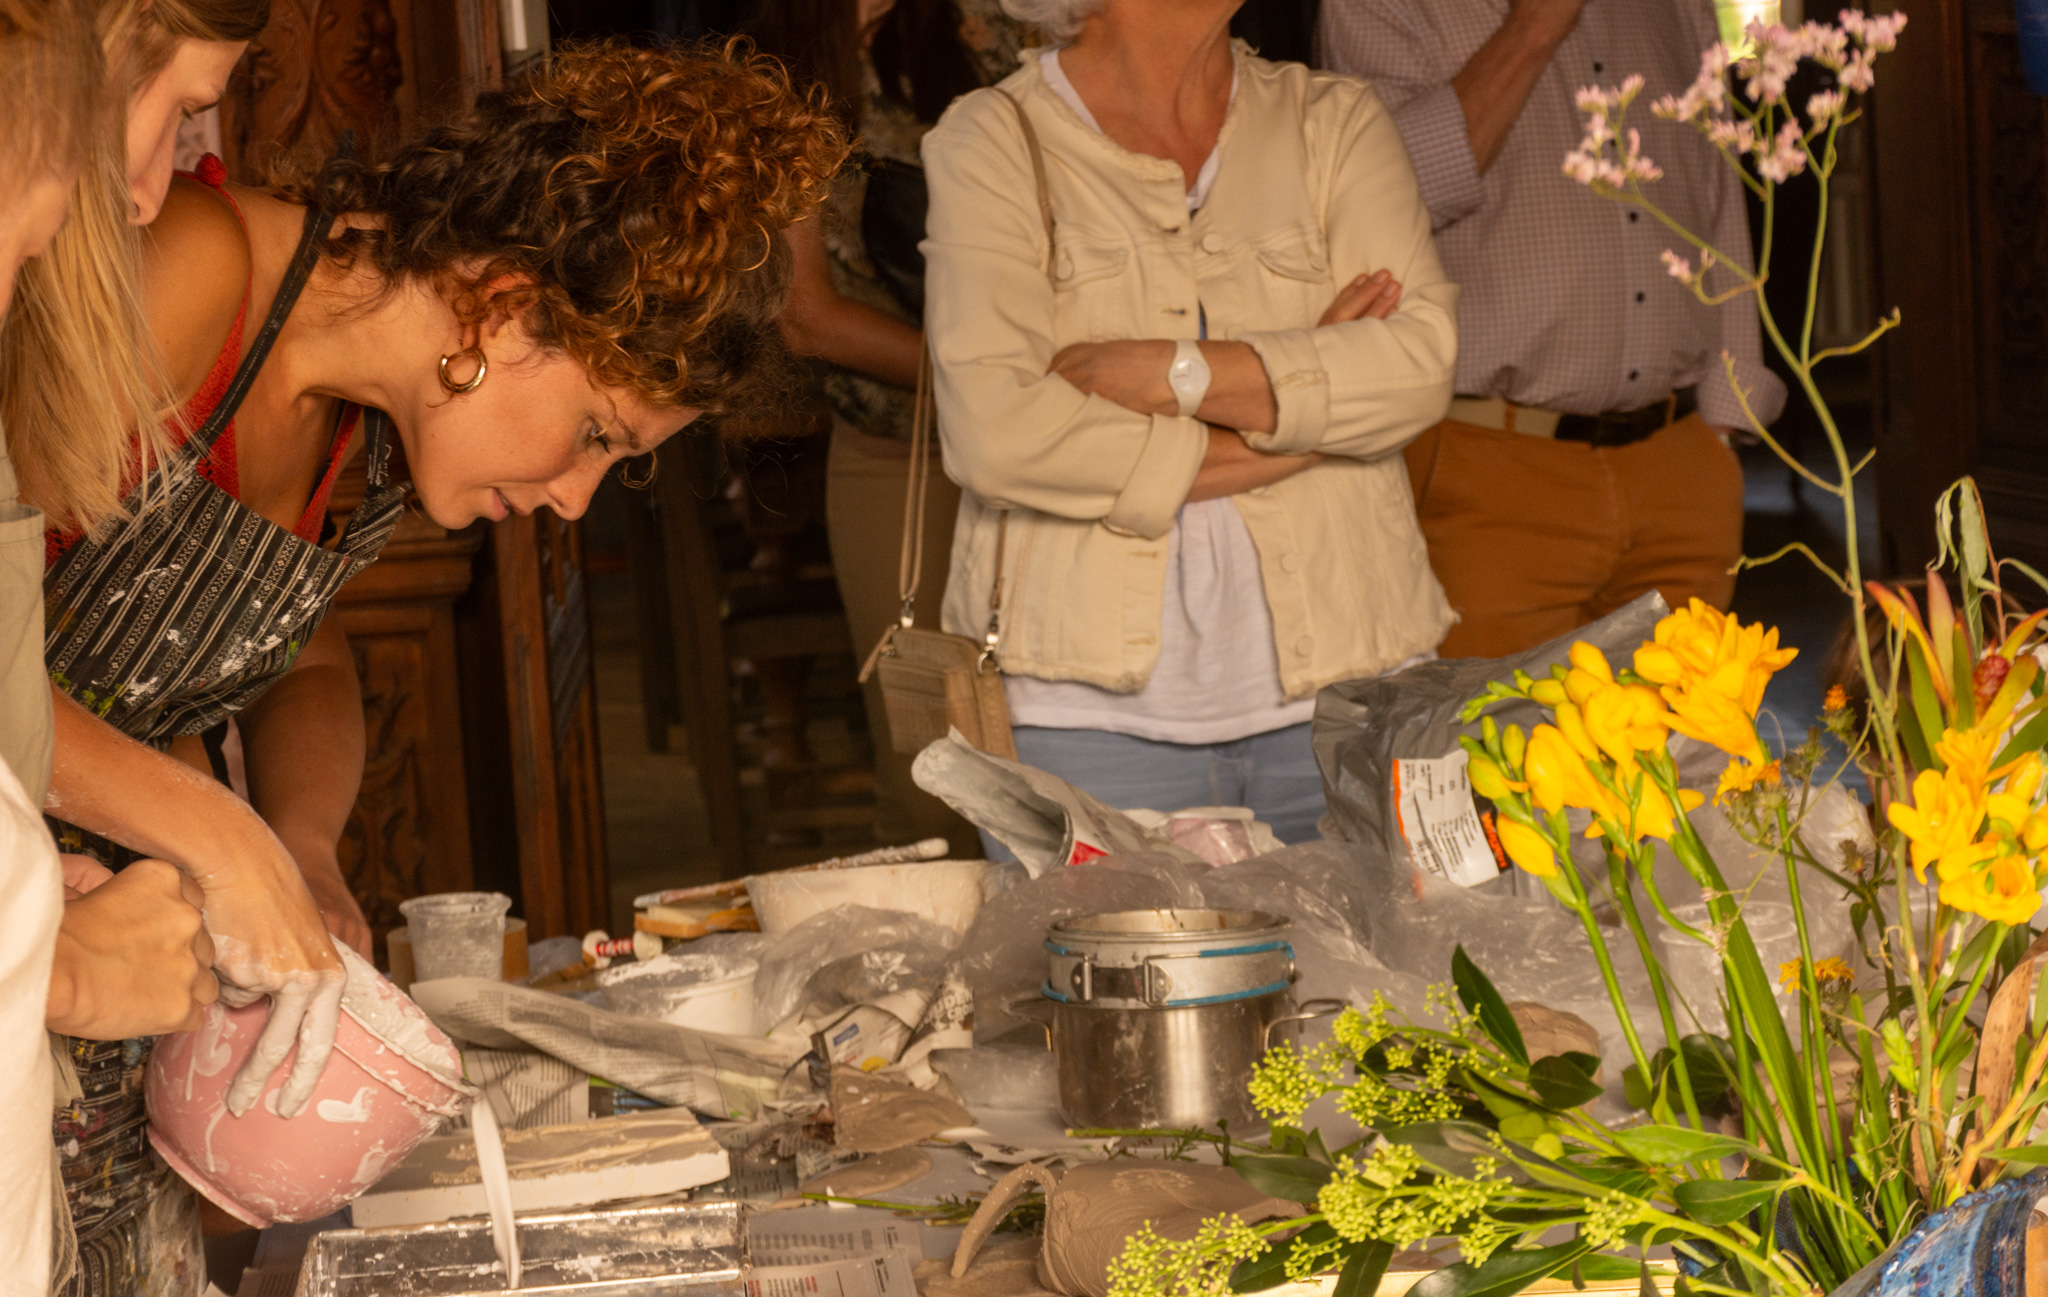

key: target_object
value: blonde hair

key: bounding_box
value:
[0,0,100,181]
[0,0,269,534]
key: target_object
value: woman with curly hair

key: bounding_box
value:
[33,38,843,1286]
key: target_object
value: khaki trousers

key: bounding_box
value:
[825,421,982,856]
[1403,413,1744,659]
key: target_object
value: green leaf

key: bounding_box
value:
[1228,1223,1335,1292]
[1995,707,2048,770]
[1952,627,1977,729]
[1409,1241,1591,1297]
[1331,1240,1395,1297]
[1672,1178,1779,1225]
[1572,1256,1653,1282]
[1229,1154,1335,1204]
[1527,1053,1605,1110]
[1383,1121,1509,1180]
[1983,1145,2048,1166]
[1906,647,1949,765]
[1610,1124,1752,1165]
[1453,945,1528,1066]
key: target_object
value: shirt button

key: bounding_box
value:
[1201,233,1225,253]
[1628,211,1640,223]
[1593,61,1604,73]
[1295,635,1315,657]
[1628,369,1640,381]
[1279,553,1301,573]
[1635,291,1646,303]
[1055,256,1075,281]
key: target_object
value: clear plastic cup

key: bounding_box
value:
[398,892,512,982]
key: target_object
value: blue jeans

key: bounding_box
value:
[992,722,1327,858]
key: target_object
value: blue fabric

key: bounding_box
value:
[981,722,1328,860]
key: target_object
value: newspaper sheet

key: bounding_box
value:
[410,978,811,1121]
[747,1221,923,1297]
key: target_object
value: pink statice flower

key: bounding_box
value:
[1839,49,1877,92]
[1754,120,1809,182]
[1707,118,1757,152]
[1660,250,1693,280]
[1653,43,1731,123]
[1562,77,1660,190]
[1805,89,1847,128]
[1737,21,1803,104]
[1841,9,1907,52]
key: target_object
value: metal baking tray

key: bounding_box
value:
[294,1200,746,1297]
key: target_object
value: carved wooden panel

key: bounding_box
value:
[326,472,484,961]
[216,0,498,180]
[1870,0,2048,573]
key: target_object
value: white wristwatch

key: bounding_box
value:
[1166,339,1211,417]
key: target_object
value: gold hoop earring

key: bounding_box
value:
[438,347,487,395]
[618,455,659,489]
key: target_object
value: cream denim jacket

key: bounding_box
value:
[922,45,1459,699]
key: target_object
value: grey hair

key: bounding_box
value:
[996,0,1101,42]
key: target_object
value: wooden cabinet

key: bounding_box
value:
[1868,0,2048,574]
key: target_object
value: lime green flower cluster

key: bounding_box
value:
[1319,1149,1513,1260]
[1104,1214,1267,1297]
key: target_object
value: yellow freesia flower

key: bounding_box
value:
[1887,766,1987,882]
[1564,641,1615,705]
[1623,780,1706,842]
[1633,599,1799,715]
[1984,754,2045,835]
[1938,849,2041,928]
[1936,723,2004,789]
[1524,723,1618,818]
[1580,680,1672,775]
[1495,818,1558,878]
[1658,679,1769,765]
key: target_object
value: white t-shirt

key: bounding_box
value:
[0,756,57,1295]
[1006,50,1313,745]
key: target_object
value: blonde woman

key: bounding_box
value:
[922,0,1457,842]
[0,2,214,1286]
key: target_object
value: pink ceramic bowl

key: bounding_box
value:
[146,944,473,1226]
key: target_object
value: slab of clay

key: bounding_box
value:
[351,1110,728,1227]
[831,1067,972,1154]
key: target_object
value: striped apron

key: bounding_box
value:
[44,191,406,1296]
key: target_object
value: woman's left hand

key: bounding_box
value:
[1049,339,1177,416]
[294,841,373,960]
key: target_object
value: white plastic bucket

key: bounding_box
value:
[599,954,759,1035]
[746,859,988,936]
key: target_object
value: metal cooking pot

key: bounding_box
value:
[1013,908,1343,1129]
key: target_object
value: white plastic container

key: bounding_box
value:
[746,859,988,936]
[598,953,759,1035]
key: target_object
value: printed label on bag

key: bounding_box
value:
[1392,750,1509,888]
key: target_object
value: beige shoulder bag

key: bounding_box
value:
[857,88,1057,761]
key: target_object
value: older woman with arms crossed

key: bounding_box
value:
[921,0,1457,842]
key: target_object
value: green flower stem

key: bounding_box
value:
[1547,822,1657,1087]
[1660,792,1832,1186]
[1893,860,1942,1199]
[1605,843,1705,1133]
[1768,801,1851,1186]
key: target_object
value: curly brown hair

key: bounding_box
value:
[278,37,848,416]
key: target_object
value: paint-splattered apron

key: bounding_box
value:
[44,188,405,1296]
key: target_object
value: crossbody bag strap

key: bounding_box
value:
[864,88,1052,683]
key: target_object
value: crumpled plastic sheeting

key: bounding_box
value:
[957,846,1430,1041]
[1313,592,1670,901]
[751,906,961,1033]
[956,853,1207,1040]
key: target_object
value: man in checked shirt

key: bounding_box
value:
[1319,0,1787,657]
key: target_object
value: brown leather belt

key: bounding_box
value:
[1554,386,1698,448]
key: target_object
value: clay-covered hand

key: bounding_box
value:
[47,858,219,1038]
[196,823,348,1119]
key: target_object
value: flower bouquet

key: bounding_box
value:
[1109,14,2048,1297]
